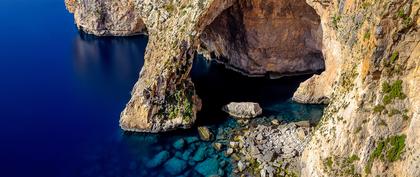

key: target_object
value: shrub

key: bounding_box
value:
[365,135,406,174]
[381,80,406,105]
[332,15,341,29]
[373,105,385,113]
[390,52,399,63]
[325,157,333,169]
[364,31,371,40]
[386,135,406,162]
[347,155,360,163]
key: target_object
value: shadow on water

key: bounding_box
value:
[73,32,148,89]
[191,55,325,126]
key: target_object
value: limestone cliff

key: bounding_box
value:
[198,0,325,77]
[66,0,419,176]
[294,0,420,177]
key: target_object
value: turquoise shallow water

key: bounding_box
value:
[0,0,324,176]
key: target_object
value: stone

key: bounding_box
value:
[231,154,241,161]
[185,136,199,144]
[194,158,220,176]
[146,151,171,168]
[219,160,226,167]
[188,160,196,166]
[222,102,262,119]
[237,161,246,172]
[296,128,306,141]
[256,134,264,141]
[181,149,193,161]
[295,121,310,127]
[197,126,213,141]
[192,146,207,162]
[218,168,224,176]
[173,138,185,150]
[229,141,239,148]
[213,143,222,151]
[163,157,187,175]
[175,151,183,158]
[262,151,274,162]
[271,119,280,125]
[225,148,234,156]
[260,168,267,177]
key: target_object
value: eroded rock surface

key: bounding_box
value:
[65,0,146,36]
[199,0,325,77]
[294,1,420,177]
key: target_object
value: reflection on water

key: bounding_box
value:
[73,33,147,91]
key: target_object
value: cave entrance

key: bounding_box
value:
[191,55,325,126]
[192,0,325,125]
[198,0,324,78]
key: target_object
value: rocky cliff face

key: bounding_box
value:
[66,0,419,176]
[198,0,325,77]
[294,0,420,176]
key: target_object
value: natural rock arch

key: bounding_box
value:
[198,0,325,78]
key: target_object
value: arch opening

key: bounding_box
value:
[198,0,325,78]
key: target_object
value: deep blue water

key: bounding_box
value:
[0,1,323,177]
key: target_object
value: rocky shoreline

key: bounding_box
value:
[141,114,313,177]
[222,119,312,177]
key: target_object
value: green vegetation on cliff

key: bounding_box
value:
[365,134,406,174]
[382,80,406,105]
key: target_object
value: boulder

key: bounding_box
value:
[198,126,213,141]
[213,143,222,151]
[271,119,280,125]
[295,120,311,127]
[163,157,188,175]
[296,128,306,141]
[185,136,199,144]
[222,102,262,119]
[225,148,234,156]
[194,158,220,176]
[181,149,193,161]
[146,150,171,168]
[173,138,185,150]
[192,146,207,162]
[237,161,246,172]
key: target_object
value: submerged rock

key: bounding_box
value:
[194,158,220,176]
[173,138,185,150]
[163,157,188,175]
[181,149,194,161]
[213,142,222,151]
[197,126,213,141]
[185,136,199,144]
[192,146,207,162]
[223,102,262,119]
[146,151,171,168]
